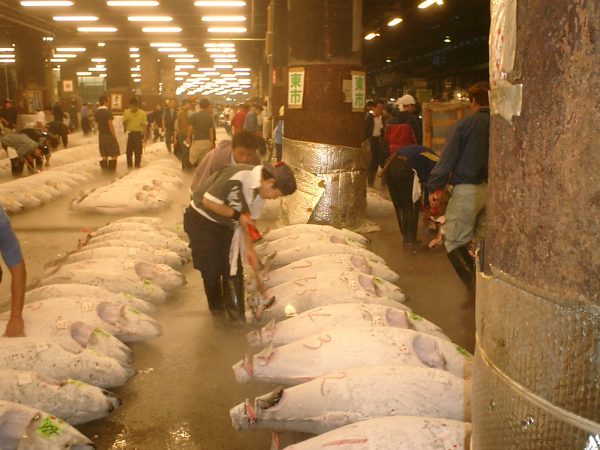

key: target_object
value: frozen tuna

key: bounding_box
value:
[261,254,399,287]
[263,244,386,269]
[248,272,408,322]
[256,233,366,257]
[248,303,448,348]
[1,297,162,344]
[112,216,186,238]
[0,400,94,450]
[231,365,470,434]
[0,369,120,425]
[40,260,171,304]
[233,327,472,385]
[263,224,368,246]
[51,246,184,270]
[86,230,190,259]
[93,220,185,240]
[279,416,471,450]
[26,284,155,314]
[0,338,133,388]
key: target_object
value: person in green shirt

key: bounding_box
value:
[123,98,148,168]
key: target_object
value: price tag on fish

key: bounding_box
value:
[80,302,93,312]
[18,373,33,386]
[56,318,69,330]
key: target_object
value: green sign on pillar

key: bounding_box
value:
[352,71,366,112]
[288,67,305,109]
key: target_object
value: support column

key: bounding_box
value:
[59,60,80,99]
[14,30,54,117]
[282,0,368,228]
[105,41,131,112]
[268,0,287,123]
[139,47,161,109]
[473,1,600,448]
[159,58,176,100]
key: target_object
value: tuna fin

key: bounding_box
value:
[385,308,411,329]
[330,235,346,244]
[350,255,371,274]
[255,386,284,411]
[255,343,274,366]
[358,273,378,296]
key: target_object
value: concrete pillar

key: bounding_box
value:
[59,60,80,99]
[159,58,176,100]
[282,0,368,228]
[139,47,161,109]
[14,30,54,114]
[268,0,287,121]
[473,1,600,448]
[105,41,131,112]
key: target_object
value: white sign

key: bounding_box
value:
[288,68,305,110]
[351,71,366,112]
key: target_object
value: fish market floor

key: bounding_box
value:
[1,147,474,450]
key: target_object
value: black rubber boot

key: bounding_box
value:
[404,206,422,246]
[446,245,476,294]
[394,209,407,237]
[99,159,108,173]
[203,281,224,314]
[223,276,246,324]
[108,159,117,173]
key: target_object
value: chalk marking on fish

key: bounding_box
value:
[302,334,332,350]
[306,312,333,324]
[291,261,312,269]
[293,277,317,287]
[319,372,347,397]
[322,438,369,446]
[298,289,317,297]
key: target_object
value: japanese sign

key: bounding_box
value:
[351,71,366,112]
[288,68,305,110]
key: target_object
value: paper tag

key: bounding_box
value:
[36,342,49,353]
[155,264,170,273]
[18,373,33,386]
[80,302,93,312]
[55,318,69,330]
[128,248,137,256]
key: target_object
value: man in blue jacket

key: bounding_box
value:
[427,82,490,295]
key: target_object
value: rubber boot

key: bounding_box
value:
[99,159,108,173]
[203,281,224,314]
[394,209,407,237]
[446,245,476,297]
[404,206,422,246]
[108,159,117,173]
[223,276,246,325]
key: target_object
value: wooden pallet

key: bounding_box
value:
[422,101,473,155]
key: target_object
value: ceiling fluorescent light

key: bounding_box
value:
[387,17,402,27]
[418,0,443,9]
[50,58,67,62]
[107,1,159,5]
[364,32,380,41]
[76,71,92,76]
[128,16,172,22]
[54,16,98,21]
[142,27,182,33]
[213,59,237,63]
[92,57,106,62]
[0,48,15,52]
[53,53,78,58]
[78,27,118,32]
[201,16,246,22]
[21,1,73,5]
[207,27,246,33]
[97,42,106,47]
[56,47,86,52]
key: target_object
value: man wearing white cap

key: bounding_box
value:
[394,94,422,145]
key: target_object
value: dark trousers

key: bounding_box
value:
[183,207,242,311]
[386,157,420,242]
[165,127,174,152]
[368,137,382,186]
[275,143,283,162]
[126,131,143,168]
[10,158,24,177]
[81,117,91,135]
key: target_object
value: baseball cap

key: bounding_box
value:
[396,94,416,108]
[263,161,297,196]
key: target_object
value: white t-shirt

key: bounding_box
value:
[373,115,383,137]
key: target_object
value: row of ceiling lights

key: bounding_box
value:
[364,0,444,41]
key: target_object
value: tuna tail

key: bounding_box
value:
[232,354,253,383]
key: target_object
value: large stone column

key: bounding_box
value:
[59,60,80,99]
[473,1,600,448]
[14,30,54,114]
[268,0,287,123]
[282,0,368,228]
[139,47,161,109]
[105,41,131,112]
[159,58,176,100]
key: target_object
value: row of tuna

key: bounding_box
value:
[228,223,472,449]
[0,141,173,215]
[71,157,183,215]
[0,216,189,449]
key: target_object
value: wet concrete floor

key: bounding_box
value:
[0,130,474,449]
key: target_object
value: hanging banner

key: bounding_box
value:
[351,71,366,112]
[287,68,305,110]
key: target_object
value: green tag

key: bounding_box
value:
[37,416,62,438]
[93,328,110,338]
[409,313,423,321]
[130,307,142,315]
[143,279,153,290]
[373,277,384,285]
[66,379,84,387]
[455,345,471,357]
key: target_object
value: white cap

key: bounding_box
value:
[278,105,285,117]
[396,94,416,110]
